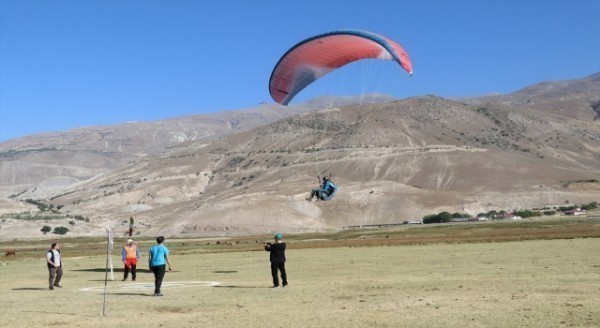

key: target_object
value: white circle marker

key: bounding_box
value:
[81,281,220,292]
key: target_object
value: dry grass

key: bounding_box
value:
[3,215,599,258]
[0,217,599,327]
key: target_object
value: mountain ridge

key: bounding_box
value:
[1,74,599,238]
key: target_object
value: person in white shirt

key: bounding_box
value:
[46,243,63,290]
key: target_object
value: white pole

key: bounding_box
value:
[103,228,111,316]
[108,230,114,281]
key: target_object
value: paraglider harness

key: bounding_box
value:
[317,174,337,201]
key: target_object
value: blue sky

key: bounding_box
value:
[1,0,599,142]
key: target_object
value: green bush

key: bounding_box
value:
[514,210,542,218]
[451,212,470,218]
[52,226,69,235]
[25,199,49,212]
[558,205,577,212]
[423,212,452,224]
[41,226,51,234]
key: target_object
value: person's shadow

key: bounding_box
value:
[213,285,274,289]
[100,292,154,296]
[71,268,152,273]
[12,287,48,291]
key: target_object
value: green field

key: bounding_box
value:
[1,218,599,327]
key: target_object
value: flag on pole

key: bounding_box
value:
[129,216,134,237]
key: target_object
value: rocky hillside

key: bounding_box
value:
[0,104,305,197]
[2,102,599,238]
[471,73,600,121]
[0,74,599,239]
[0,95,395,198]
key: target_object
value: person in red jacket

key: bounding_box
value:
[122,239,140,281]
[264,233,288,288]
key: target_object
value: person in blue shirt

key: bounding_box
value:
[306,176,337,201]
[148,236,173,296]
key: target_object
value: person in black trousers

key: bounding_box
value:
[148,236,173,296]
[46,243,63,290]
[264,233,288,288]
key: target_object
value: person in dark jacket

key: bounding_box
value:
[264,233,287,288]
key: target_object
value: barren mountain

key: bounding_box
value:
[0,95,393,198]
[0,104,307,197]
[1,75,599,239]
[471,73,600,121]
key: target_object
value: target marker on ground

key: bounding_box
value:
[81,281,221,292]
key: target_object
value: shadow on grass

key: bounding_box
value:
[213,270,238,274]
[21,310,98,317]
[72,268,152,273]
[213,285,272,289]
[12,287,49,291]
[103,292,154,296]
[87,279,144,282]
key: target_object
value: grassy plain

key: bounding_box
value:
[0,217,599,327]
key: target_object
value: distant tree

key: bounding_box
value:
[25,199,48,212]
[451,212,470,218]
[52,227,69,235]
[438,212,452,222]
[514,210,542,218]
[486,210,498,218]
[422,214,438,224]
[558,205,577,212]
[422,212,453,224]
[582,202,598,210]
[41,226,51,234]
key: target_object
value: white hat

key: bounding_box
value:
[127,239,133,244]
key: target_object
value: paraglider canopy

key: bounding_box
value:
[269,29,413,106]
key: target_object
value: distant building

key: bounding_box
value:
[564,208,586,216]
[403,220,423,225]
[493,212,513,220]
[451,217,471,222]
[493,212,521,220]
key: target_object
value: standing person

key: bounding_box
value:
[122,239,140,281]
[264,233,287,288]
[46,243,63,290]
[148,236,172,296]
